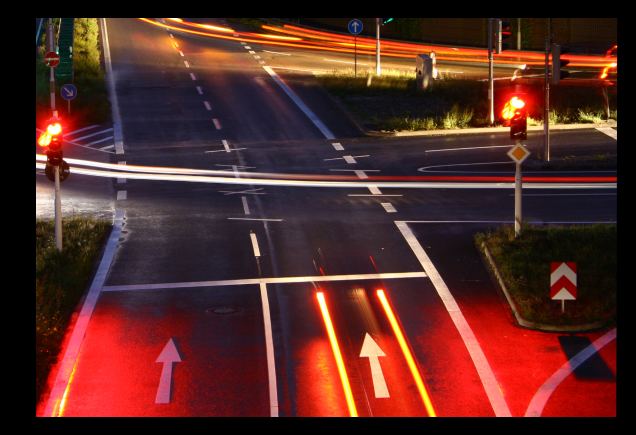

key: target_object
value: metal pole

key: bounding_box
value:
[517,18,521,50]
[48,18,56,112]
[376,18,381,76]
[514,142,523,238]
[54,165,63,251]
[354,35,357,77]
[544,19,551,162]
[488,18,494,125]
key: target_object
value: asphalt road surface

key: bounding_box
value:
[37,18,617,419]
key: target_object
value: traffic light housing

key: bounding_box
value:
[551,44,570,85]
[502,95,527,141]
[38,118,64,166]
[495,19,512,54]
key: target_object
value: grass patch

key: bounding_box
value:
[475,224,616,327]
[316,71,616,131]
[36,217,111,404]
[36,18,111,126]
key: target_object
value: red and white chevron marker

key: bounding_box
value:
[550,262,577,312]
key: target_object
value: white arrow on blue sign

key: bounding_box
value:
[348,19,363,35]
[60,83,78,101]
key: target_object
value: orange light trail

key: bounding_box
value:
[376,289,436,417]
[316,291,358,417]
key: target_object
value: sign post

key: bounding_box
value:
[348,19,363,77]
[60,83,78,115]
[550,262,577,313]
[507,142,530,237]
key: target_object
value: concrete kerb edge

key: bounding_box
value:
[480,242,607,333]
[367,121,617,138]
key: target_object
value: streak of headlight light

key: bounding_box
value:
[54,358,79,417]
[243,32,303,41]
[376,289,436,417]
[35,162,616,190]
[316,291,358,417]
[167,18,183,23]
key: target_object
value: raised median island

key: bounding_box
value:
[475,224,616,331]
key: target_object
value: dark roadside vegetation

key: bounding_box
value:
[316,73,617,132]
[36,218,111,403]
[476,225,616,329]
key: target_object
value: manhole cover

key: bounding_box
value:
[206,307,238,315]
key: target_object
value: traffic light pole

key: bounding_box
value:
[48,18,63,251]
[488,18,494,125]
[376,18,381,76]
[543,19,551,162]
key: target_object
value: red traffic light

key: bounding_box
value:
[502,96,526,121]
[38,119,63,147]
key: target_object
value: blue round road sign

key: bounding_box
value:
[60,83,78,101]
[348,19,363,35]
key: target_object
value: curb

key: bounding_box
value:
[480,242,608,333]
[368,121,617,138]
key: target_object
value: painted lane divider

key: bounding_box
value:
[250,231,261,257]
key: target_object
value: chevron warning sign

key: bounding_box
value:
[550,262,577,301]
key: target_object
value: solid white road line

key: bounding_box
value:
[595,127,617,140]
[228,217,283,222]
[263,50,291,56]
[43,210,125,416]
[101,271,428,292]
[381,202,397,213]
[259,282,279,417]
[241,196,251,215]
[425,145,513,153]
[65,124,101,137]
[85,136,114,146]
[261,65,335,140]
[250,232,261,257]
[395,221,512,417]
[117,161,126,184]
[524,328,616,417]
[348,194,403,197]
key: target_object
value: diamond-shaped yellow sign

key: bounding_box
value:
[507,144,530,163]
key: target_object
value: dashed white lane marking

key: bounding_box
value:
[190,73,197,81]
[253,55,261,60]
[179,50,184,57]
[240,41,247,45]
[395,221,512,417]
[184,60,190,68]
[213,118,222,130]
[244,46,252,50]
[204,101,212,111]
[248,50,256,54]
[219,188,266,195]
[258,60,266,65]
[348,194,403,197]
[116,190,127,200]
[169,33,174,38]
[332,142,344,151]
[261,65,335,140]
[241,196,251,215]
[196,86,203,95]
[368,185,382,195]
[525,328,616,417]
[222,139,231,152]
[381,202,397,213]
[250,231,261,257]
[595,127,617,140]
[43,210,126,416]
[117,161,126,184]
[228,217,283,222]
[102,271,428,292]
[328,169,380,179]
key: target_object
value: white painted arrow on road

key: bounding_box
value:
[155,338,182,404]
[360,333,390,398]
